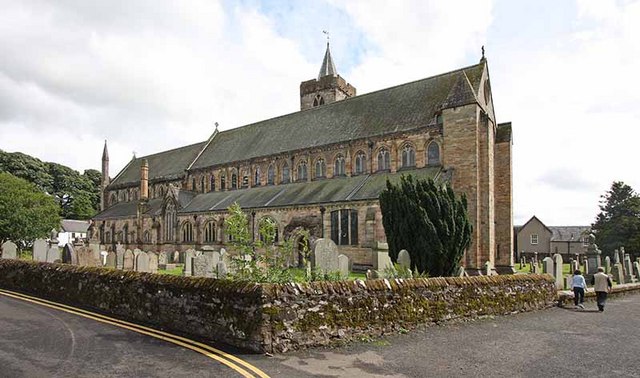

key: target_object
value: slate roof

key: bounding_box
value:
[61,219,90,233]
[109,142,206,188]
[549,226,591,242]
[189,62,485,170]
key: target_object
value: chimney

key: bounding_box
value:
[140,158,149,201]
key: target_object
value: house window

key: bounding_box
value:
[330,209,358,246]
[334,155,345,176]
[582,237,589,246]
[377,148,390,171]
[313,95,325,107]
[267,165,275,185]
[182,222,194,242]
[315,158,326,178]
[401,144,416,168]
[531,234,538,245]
[220,174,226,190]
[427,141,441,166]
[297,161,308,181]
[254,167,261,186]
[210,175,215,192]
[354,151,366,174]
[204,221,216,243]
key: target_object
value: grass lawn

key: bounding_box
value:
[157,264,184,276]
[514,262,573,275]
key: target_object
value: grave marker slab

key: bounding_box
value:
[311,238,340,273]
[33,239,48,262]
[123,250,134,271]
[553,254,564,289]
[604,256,611,274]
[62,243,78,265]
[612,263,625,284]
[397,250,411,270]
[216,261,228,278]
[1,241,18,260]
[338,254,349,279]
[542,257,554,275]
[192,254,214,278]
[184,250,196,276]
[105,251,116,268]
[46,246,60,263]
[148,252,158,274]
[116,250,124,270]
[136,252,149,273]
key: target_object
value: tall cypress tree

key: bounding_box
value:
[379,175,472,276]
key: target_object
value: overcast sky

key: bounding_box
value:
[1,0,638,226]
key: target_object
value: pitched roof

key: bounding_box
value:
[189,62,485,170]
[549,226,591,242]
[61,219,90,233]
[318,42,337,79]
[109,142,206,188]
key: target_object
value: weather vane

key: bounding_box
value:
[323,30,330,42]
[481,45,485,59]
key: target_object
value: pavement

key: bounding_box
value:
[2,292,640,377]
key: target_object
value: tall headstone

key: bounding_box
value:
[604,256,611,274]
[192,254,214,278]
[116,249,125,269]
[77,246,97,267]
[105,251,116,268]
[585,234,601,276]
[216,261,227,278]
[612,263,625,284]
[582,259,589,277]
[136,252,150,273]
[126,249,135,269]
[484,260,493,276]
[123,250,134,271]
[553,254,564,289]
[184,250,196,276]
[613,249,621,265]
[172,251,180,264]
[33,239,48,262]
[1,241,17,260]
[633,261,640,280]
[397,250,411,270]
[376,251,393,271]
[148,252,158,274]
[338,254,349,279]
[62,243,78,264]
[46,245,59,263]
[311,238,340,273]
[533,252,538,264]
[624,254,635,282]
[542,257,554,275]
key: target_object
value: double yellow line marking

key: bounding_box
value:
[0,288,269,378]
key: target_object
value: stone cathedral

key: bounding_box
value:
[92,44,514,274]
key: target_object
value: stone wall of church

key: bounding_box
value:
[494,131,514,271]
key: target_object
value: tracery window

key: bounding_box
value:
[204,221,216,243]
[231,170,238,190]
[164,201,177,242]
[143,231,151,243]
[427,141,441,166]
[200,176,205,193]
[220,173,226,190]
[282,163,290,183]
[267,165,275,185]
[182,222,194,243]
[297,161,308,181]
[315,158,326,178]
[401,144,416,168]
[377,148,390,171]
[254,167,261,186]
[210,175,215,192]
[313,95,325,107]
[192,178,197,191]
[330,209,358,246]
[354,151,366,174]
[334,155,345,176]
[242,174,249,188]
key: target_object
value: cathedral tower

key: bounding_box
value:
[101,140,109,211]
[300,42,356,111]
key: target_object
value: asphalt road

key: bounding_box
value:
[2,292,640,378]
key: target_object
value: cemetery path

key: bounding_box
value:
[0,292,265,378]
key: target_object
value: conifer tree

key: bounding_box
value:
[379,175,472,276]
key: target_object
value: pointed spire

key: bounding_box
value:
[318,42,337,80]
[102,140,109,161]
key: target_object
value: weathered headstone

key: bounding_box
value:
[127,249,135,269]
[533,252,538,264]
[397,249,411,270]
[62,243,78,264]
[32,239,48,262]
[604,256,611,274]
[148,252,158,274]
[376,251,393,271]
[158,251,168,265]
[542,257,554,275]
[136,252,149,273]
[624,254,636,282]
[484,260,493,276]
[582,259,589,277]
[192,254,214,278]
[553,254,564,289]
[1,241,17,260]
[123,250,134,271]
[216,261,228,278]
[77,246,97,267]
[46,245,60,263]
[633,261,640,281]
[105,251,116,268]
[311,238,340,273]
[184,250,196,276]
[172,251,180,263]
[116,249,124,269]
[612,263,625,284]
[338,254,349,279]
[613,249,621,265]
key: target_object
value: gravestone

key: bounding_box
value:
[184,250,196,276]
[484,260,493,276]
[127,249,135,269]
[338,254,349,279]
[33,239,48,262]
[366,269,378,280]
[158,251,168,265]
[612,263,625,284]
[116,249,125,270]
[46,245,60,263]
[216,261,228,278]
[172,251,180,263]
[633,261,640,280]
[582,259,589,277]
[553,254,564,289]
[123,250,134,271]
[1,241,17,260]
[62,243,78,264]
[133,248,142,268]
[77,247,97,267]
[136,252,149,273]
[192,254,214,278]
[533,252,538,264]
[105,251,116,268]
[148,252,158,274]
[311,238,340,273]
[604,256,611,274]
[519,257,524,270]
[376,251,393,271]
[613,249,621,265]
[542,257,554,275]
[397,250,411,270]
[624,254,636,282]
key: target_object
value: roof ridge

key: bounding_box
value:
[138,140,207,160]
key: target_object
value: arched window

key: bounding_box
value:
[110,193,117,205]
[242,173,249,188]
[254,167,261,186]
[220,173,226,190]
[282,163,290,183]
[427,141,441,166]
[313,95,325,107]
[203,221,216,243]
[164,201,177,242]
[267,165,275,185]
[315,158,326,178]
[377,148,390,171]
[231,170,238,190]
[297,161,308,181]
[354,151,366,174]
[210,175,215,192]
[334,155,345,176]
[182,222,194,242]
[143,230,151,243]
[330,209,359,246]
[402,144,416,168]
[192,178,197,191]
[200,176,205,193]
[160,186,165,196]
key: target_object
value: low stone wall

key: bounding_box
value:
[557,282,640,307]
[0,260,556,353]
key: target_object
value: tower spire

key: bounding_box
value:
[102,139,109,161]
[318,39,337,80]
